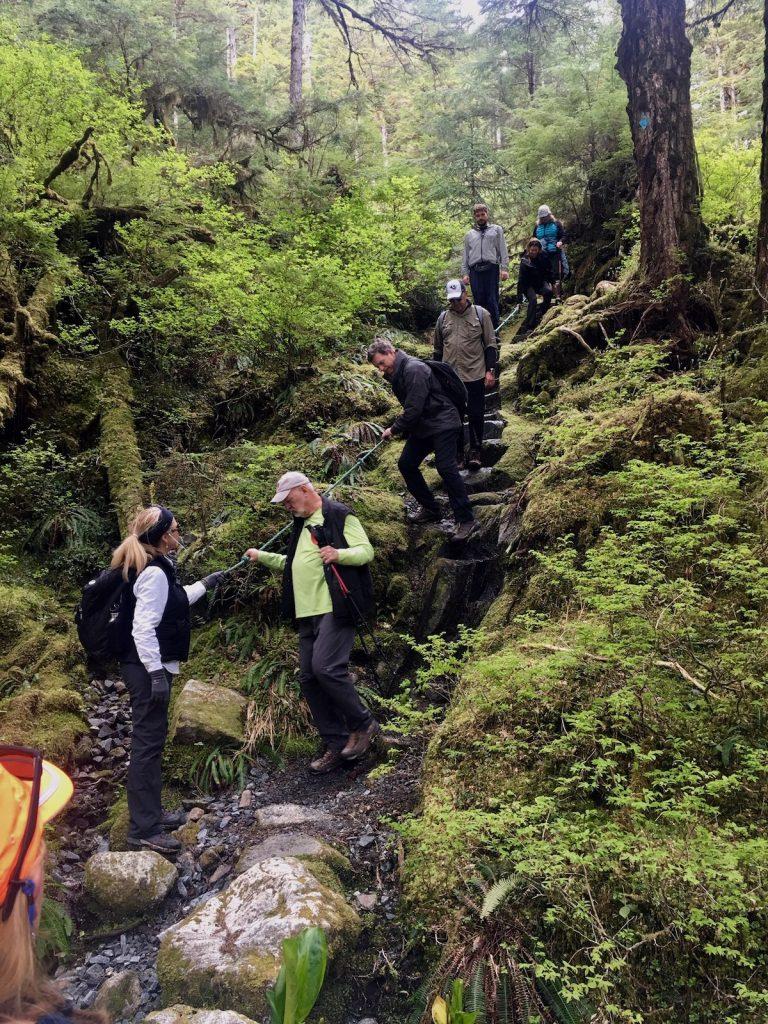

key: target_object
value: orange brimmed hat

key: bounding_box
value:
[0,748,73,916]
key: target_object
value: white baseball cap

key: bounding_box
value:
[446,279,464,300]
[270,471,312,503]
[537,204,551,218]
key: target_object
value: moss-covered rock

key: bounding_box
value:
[84,851,178,921]
[171,678,247,746]
[156,856,361,1017]
[94,969,143,1019]
[234,831,353,881]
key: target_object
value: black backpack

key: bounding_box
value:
[74,568,135,663]
[423,359,468,419]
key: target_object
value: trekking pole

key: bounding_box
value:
[210,437,388,580]
[307,525,395,695]
[497,303,521,332]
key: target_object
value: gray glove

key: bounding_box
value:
[201,571,225,591]
[149,669,169,707]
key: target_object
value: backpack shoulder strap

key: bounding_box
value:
[436,310,447,343]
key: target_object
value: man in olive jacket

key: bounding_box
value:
[368,338,477,541]
[434,279,497,471]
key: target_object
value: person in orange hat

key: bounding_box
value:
[0,746,103,1024]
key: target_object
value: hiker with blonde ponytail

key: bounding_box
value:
[112,506,227,856]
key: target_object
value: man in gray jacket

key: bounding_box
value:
[368,338,477,541]
[461,202,509,329]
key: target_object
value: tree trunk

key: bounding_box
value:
[756,0,768,307]
[226,25,237,80]
[289,0,306,108]
[257,1,264,58]
[99,354,145,534]
[616,0,705,287]
[303,25,312,94]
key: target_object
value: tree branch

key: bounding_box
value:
[42,126,94,189]
[686,0,742,29]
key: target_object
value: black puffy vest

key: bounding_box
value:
[280,497,375,624]
[120,556,192,664]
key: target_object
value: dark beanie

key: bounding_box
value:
[137,506,175,545]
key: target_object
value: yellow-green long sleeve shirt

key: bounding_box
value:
[257,509,374,619]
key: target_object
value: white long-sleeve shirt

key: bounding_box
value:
[132,560,206,673]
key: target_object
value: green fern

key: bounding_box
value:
[536,978,592,1024]
[465,963,486,1024]
[480,874,521,920]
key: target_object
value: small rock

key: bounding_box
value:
[84,851,178,921]
[94,969,143,1019]
[356,892,377,911]
[199,844,226,870]
[256,803,333,830]
[209,862,231,885]
[188,807,206,822]
[357,834,375,849]
[238,790,253,809]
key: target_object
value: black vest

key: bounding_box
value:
[280,497,375,624]
[120,556,192,664]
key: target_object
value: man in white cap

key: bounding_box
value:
[461,201,509,329]
[434,279,497,471]
[244,473,379,775]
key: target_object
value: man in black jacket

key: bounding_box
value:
[368,338,477,541]
[517,238,555,332]
[245,473,378,775]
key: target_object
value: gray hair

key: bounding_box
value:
[367,337,395,361]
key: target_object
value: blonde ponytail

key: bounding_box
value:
[110,506,165,580]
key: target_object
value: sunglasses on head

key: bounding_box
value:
[1,745,42,923]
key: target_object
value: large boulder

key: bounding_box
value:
[84,851,177,921]
[156,857,361,1017]
[171,679,247,745]
[146,1008,258,1024]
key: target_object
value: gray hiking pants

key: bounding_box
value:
[297,613,372,752]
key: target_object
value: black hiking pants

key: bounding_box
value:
[469,263,500,328]
[462,377,486,455]
[398,429,474,524]
[121,662,172,841]
[524,284,553,328]
[298,613,373,752]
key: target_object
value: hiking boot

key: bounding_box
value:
[453,520,479,542]
[128,833,182,856]
[160,809,187,831]
[467,449,482,471]
[341,720,381,761]
[408,506,440,525]
[309,748,345,774]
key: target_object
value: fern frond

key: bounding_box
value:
[480,874,520,920]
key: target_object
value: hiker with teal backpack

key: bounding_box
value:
[434,279,497,472]
[533,204,569,297]
[368,337,478,541]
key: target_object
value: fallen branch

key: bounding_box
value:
[556,326,594,355]
[654,659,712,696]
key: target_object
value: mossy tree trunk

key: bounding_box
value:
[616,0,706,288]
[99,354,145,534]
[756,0,768,308]
[1,268,61,432]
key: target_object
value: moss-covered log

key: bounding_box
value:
[99,355,145,533]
